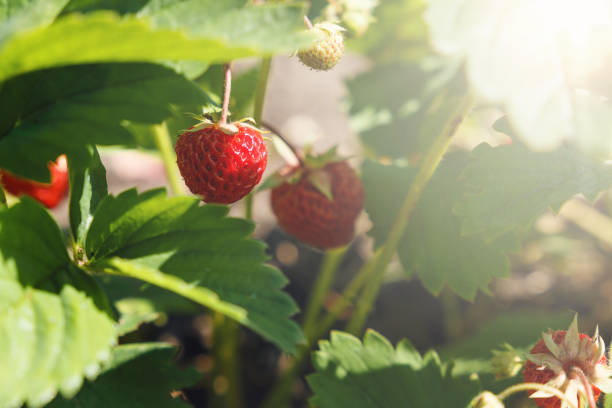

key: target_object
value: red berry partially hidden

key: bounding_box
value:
[522,316,612,408]
[0,155,69,209]
[175,124,267,204]
[271,161,364,249]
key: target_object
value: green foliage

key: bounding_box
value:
[140,0,312,54]
[68,145,108,247]
[363,153,518,300]
[348,59,467,158]
[59,0,148,15]
[0,3,311,83]
[440,310,573,361]
[0,63,208,181]
[47,343,199,408]
[0,199,116,408]
[0,0,67,40]
[85,188,304,353]
[114,298,160,337]
[308,330,480,408]
[454,142,612,239]
[425,0,612,156]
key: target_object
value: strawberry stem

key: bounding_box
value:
[261,121,305,167]
[303,15,313,30]
[570,366,597,408]
[485,383,579,408]
[346,92,475,336]
[220,62,232,125]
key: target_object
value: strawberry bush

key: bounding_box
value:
[3,0,612,407]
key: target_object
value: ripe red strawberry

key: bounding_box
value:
[175,123,267,204]
[523,316,612,408]
[297,22,345,71]
[0,155,68,208]
[271,161,364,249]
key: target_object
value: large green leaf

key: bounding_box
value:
[85,188,304,353]
[139,0,310,54]
[0,199,116,408]
[308,330,480,408]
[0,7,310,84]
[440,310,573,361]
[59,0,148,16]
[425,0,612,156]
[0,62,208,181]
[48,343,199,408]
[0,0,68,42]
[348,58,468,159]
[454,142,612,239]
[363,154,517,300]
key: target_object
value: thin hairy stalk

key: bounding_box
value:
[220,63,232,125]
[492,383,578,408]
[261,121,304,166]
[152,122,184,196]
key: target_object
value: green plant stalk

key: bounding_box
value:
[152,122,184,196]
[209,314,244,408]
[260,250,381,408]
[344,93,475,336]
[302,246,347,339]
[243,57,272,220]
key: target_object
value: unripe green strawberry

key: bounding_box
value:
[297,23,345,71]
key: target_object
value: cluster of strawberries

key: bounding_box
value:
[175,20,363,250]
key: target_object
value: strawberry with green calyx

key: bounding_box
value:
[175,64,267,204]
[297,17,345,71]
[0,155,69,208]
[267,147,364,249]
[522,315,612,408]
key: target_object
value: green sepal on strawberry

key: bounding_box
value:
[267,147,364,249]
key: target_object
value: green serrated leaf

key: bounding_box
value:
[139,0,313,55]
[0,7,313,84]
[308,329,480,408]
[115,298,159,337]
[425,0,612,155]
[0,63,208,181]
[47,343,199,408]
[0,198,116,408]
[454,143,612,239]
[59,0,148,16]
[85,188,304,353]
[69,145,108,248]
[348,58,468,159]
[363,154,517,300]
[0,0,68,43]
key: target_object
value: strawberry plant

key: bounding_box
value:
[4,1,612,408]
